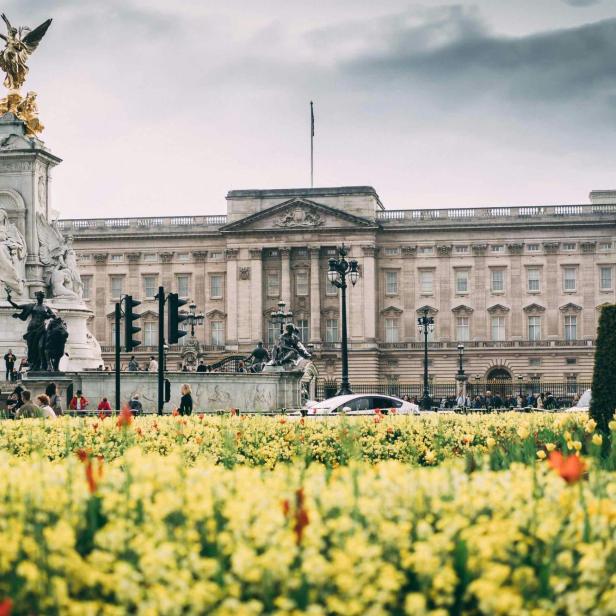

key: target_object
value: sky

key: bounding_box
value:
[4,0,616,218]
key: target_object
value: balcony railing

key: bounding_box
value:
[376,203,616,223]
[377,339,594,350]
[58,214,227,232]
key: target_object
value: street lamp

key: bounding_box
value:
[517,374,524,397]
[270,300,293,335]
[327,244,360,396]
[185,302,205,338]
[417,307,435,410]
[456,344,468,403]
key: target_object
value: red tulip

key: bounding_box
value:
[548,451,586,484]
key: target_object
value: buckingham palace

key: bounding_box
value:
[57,185,616,386]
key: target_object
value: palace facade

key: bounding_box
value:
[59,186,616,385]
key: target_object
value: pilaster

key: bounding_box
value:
[249,248,263,343]
[309,246,321,344]
[281,247,291,308]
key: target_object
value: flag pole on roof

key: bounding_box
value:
[310,101,314,188]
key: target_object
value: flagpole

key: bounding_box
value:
[310,101,314,188]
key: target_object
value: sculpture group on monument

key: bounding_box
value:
[0,14,102,372]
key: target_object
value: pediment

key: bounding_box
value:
[487,303,510,314]
[451,304,473,314]
[559,302,582,313]
[206,309,226,319]
[381,305,403,316]
[220,197,378,233]
[416,305,438,316]
[523,302,545,313]
[105,309,158,319]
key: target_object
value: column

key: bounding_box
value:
[126,252,141,296]
[249,248,263,342]
[192,251,208,345]
[160,252,174,290]
[401,245,417,341]
[281,247,291,308]
[362,245,377,345]
[580,242,596,339]
[93,252,108,342]
[437,245,452,339]
[471,244,488,339]
[309,246,321,343]
[225,247,239,349]
[544,243,559,338]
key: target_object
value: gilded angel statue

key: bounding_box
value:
[0,14,52,91]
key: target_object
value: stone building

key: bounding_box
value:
[58,186,616,386]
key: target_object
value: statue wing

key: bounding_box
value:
[1,14,13,33]
[23,19,52,51]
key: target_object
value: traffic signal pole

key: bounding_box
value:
[114,302,121,410]
[157,286,165,415]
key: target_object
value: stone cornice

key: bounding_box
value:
[93,253,108,264]
[160,252,174,263]
[192,250,208,262]
[471,243,488,255]
[436,244,452,256]
[507,243,524,255]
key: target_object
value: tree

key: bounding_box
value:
[590,304,616,435]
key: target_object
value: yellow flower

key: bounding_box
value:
[609,420,616,431]
[571,440,582,451]
[545,443,556,452]
[592,433,603,446]
[486,437,496,449]
[536,450,546,460]
[424,450,436,465]
[517,426,530,439]
[585,419,597,433]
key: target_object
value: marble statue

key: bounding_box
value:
[62,236,83,298]
[49,265,78,299]
[37,212,64,267]
[0,14,52,91]
[0,208,25,295]
[7,289,57,370]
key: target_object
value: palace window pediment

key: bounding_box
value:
[523,302,546,314]
[380,305,403,316]
[416,305,438,316]
[451,304,474,315]
[559,302,582,313]
[206,309,227,319]
[487,303,510,314]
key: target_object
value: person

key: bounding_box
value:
[17,357,28,380]
[6,384,24,417]
[196,360,207,372]
[3,348,15,381]
[15,390,43,418]
[36,394,57,419]
[69,389,89,411]
[179,383,193,416]
[456,393,469,408]
[45,382,62,416]
[127,355,139,372]
[97,397,111,412]
[246,342,270,372]
[536,393,545,410]
[545,392,558,410]
[149,356,158,372]
[129,394,143,415]
[237,360,246,373]
[516,394,525,408]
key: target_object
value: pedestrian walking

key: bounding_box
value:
[179,383,193,416]
[3,349,15,381]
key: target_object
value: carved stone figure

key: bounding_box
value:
[49,265,78,299]
[269,324,312,368]
[0,208,25,295]
[0,14,52,91]
[8,290,57,370]
[36,212,65,267]
[62,236,83,298]
[275,206,323,228]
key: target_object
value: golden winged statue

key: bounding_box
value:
[0,14,52,91]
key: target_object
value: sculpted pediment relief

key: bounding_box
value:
[523,302,545,313]
[451,304,473,315]
[416,305,438,316]
[487,303,510,314]
[220,197,377,233]
[381,305,403,316]
[559,302,582,313]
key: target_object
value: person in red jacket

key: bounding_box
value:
[69,390,89,411]
[97,397,111,411]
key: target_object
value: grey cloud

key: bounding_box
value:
[562,1,601,6]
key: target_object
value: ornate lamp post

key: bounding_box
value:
[417,308,435,410]
[185,302,205,338]
[270,300,293,335]
[327,244,360,396]
[455,344,468,403]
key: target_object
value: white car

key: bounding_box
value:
[303,394,420,416]
[561,388,591,413]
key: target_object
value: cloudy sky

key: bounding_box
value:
[5,0,616,218]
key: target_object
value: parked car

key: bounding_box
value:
[302,394,420,416]
[560,389,591,412]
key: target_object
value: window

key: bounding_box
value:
[82,276,92,300]
[210,274,223,299]
[385,271,399,295]
[110,254,123,262]
[564,315,577,341]
[528,316,541,341]
[110,276,124,299]
[385,318,399,343]
[527,244,540,252]
[527,268,540,293]
[177,253,190,262]
[384,247,400,256]
[295,270,309,296]
[325,271,338,296]
[491,245,504,253]
[566,357,577,365]
[455,270,469,294]
[209,251,222,260]
[491,316,505,341]
[176,274,190,298]
[454,245,469,254]
[563,267,577,292]
[294,247,308,258]
[529,358,541,366]
[599,242,612,251]
[143,275,157,299]
[266,321,278,346]
[563,243,576,251]
[143,321,157,347]
[297,319,309,343]
[266,271,280,297]
[600,266,613,291]
[143,254,157,262]
[419,270,433,294]
[418,246,433,255]
[490,269,505,292]
[266,249,280,257]
[211,321,225,346]
[325,319,339,342]
[456,317,469,341]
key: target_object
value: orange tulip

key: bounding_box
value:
[548,451,586,484]
[0,598,12,616]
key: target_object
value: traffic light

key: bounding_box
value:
[164,378,171,403]
[168,292,188,344]
[124,295,141,352]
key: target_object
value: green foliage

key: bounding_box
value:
[590,304,616,434]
